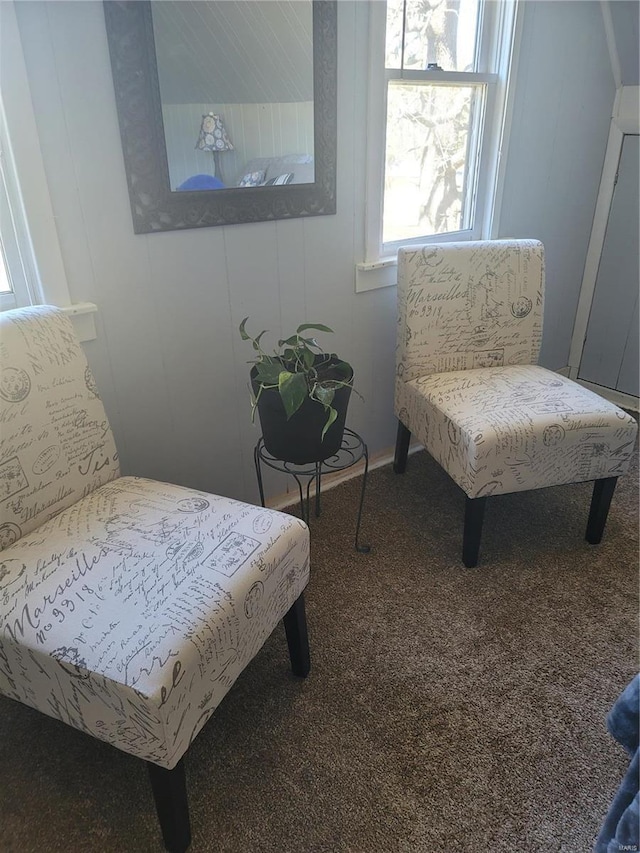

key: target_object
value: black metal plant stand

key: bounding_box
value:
[254,428,370,553]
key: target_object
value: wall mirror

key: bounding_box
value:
[103,1,336,234]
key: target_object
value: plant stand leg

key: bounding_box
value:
[355,441,371,553]
[463,496,486,568]
[315,463,321,517]
[147,759,191,853]
[293,474,309,524]
[254,443,266,508]
[586,477,618,544]
[283,593,310,677]
[393,421,411,474]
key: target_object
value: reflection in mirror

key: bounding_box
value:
[103,0,336,233]
[152,1,315,192]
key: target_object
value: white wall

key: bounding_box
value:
[496,0,615,369]
[12,0,615,504]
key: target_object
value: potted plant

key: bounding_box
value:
[240,318,357,464]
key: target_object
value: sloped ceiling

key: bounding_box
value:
[609,0,639,85]
[152,0,314,105]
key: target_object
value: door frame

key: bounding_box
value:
[568,85,639,405]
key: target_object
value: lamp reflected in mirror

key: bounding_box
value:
[178,112,234,191]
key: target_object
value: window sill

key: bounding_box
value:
[355,258,397,293]
[61,302,98,342]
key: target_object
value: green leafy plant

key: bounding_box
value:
[240,318,357,439]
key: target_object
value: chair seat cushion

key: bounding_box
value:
[0,476,309,769]
[397,364,637,498]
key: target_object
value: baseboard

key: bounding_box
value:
[573,378,638,413]
[557,366,639,412]
[265,441,422,511]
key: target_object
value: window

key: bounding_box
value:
[0,240,14,309]
[0,0,70,314]
[361,0,519,275]
[0,1,97,340]
[0,111,42,312]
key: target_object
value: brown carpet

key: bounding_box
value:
[1,441,638,853]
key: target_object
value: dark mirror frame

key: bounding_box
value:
[103,1,337,234]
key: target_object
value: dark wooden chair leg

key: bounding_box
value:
[283,593,310,678]
[147,758,191,853]
[393,421,411,473]
[463,496,486,568]
[586,476,618,544]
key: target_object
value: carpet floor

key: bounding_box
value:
[1,441,638,853]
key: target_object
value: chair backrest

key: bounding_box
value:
[396,239,545,382]
[0,305,119,549]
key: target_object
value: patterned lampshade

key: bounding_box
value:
[195,113,234,153]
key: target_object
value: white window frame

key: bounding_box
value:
[357,0,521,292]
[1,99,45,312]
[0,1,97,339]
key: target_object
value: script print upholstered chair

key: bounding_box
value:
[0,306,311,852]
[393,239,638,567]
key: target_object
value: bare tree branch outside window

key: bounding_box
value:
[383,0,482,243]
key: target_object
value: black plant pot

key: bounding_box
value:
[251,356,353,464]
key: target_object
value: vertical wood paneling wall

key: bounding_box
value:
[13,1,615,506]
[162,101,314,189]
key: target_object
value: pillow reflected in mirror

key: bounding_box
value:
[264,173,294,186]
[238,170,266,187]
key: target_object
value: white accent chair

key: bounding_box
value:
[393,240,637,567]
[0,305,311,851]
